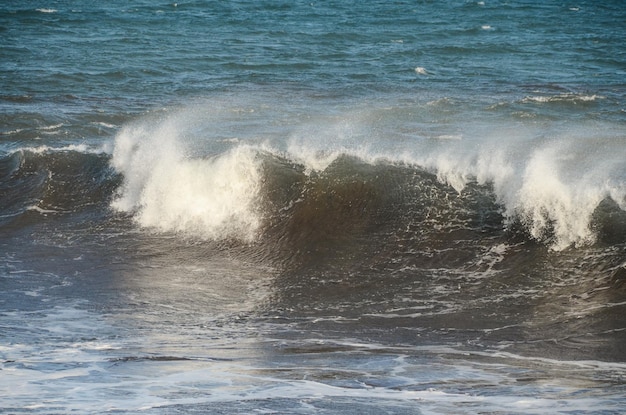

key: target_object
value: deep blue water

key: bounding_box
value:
[3,1,625,107]
[1,1,626,414]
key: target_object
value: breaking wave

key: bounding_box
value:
[110,119,263,242]
[107,108,626,252]
[2,105,624,254]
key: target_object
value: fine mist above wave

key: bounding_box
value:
[106,103,626,251]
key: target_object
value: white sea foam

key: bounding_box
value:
[414,130,626,250]
[110,114,263,242]
[435,134,463,140]
[3,128,25,135]
[92,121,117,129]
[26,205,60,214]
[2,293,622,415]
[38,123,64,130]
[12,143,108,155]
[5,333,621,414]
[522,93,604,104]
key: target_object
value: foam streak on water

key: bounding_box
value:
[1,303,624,415]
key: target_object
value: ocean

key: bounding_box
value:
[1,1,625,413]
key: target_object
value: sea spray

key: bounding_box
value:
[110,115,263,242]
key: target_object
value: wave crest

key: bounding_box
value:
[110,120,263,242]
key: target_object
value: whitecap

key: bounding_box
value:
[434,134,463,140]
[26,205,60,214]
[110,116,264,242]
[522,93,604,104]
[38,123,63,130]
[1,128,24,135]
[15,143,98,155]
[91,121,117,129]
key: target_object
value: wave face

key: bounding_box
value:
[0,146,116,228]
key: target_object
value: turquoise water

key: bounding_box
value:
[1,1,626,414]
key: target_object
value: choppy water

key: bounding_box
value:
[1,1,626,414]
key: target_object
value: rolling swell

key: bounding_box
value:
[3,141,623,257]
[0,147,117,227]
